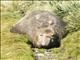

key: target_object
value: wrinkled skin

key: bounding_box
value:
[10,10,66,48]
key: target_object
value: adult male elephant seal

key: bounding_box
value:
[10,10,66,49]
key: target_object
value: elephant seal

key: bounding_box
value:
[10,10,66,49]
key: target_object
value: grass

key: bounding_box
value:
[1,1,80,60]
[50,31,80,60]
[1,16,34,60]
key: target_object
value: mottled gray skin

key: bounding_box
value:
[10,10,66,48]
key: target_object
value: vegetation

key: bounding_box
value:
[1,1,80,60]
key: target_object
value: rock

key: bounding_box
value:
[10,10,66,48]
[34,49,57,60]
